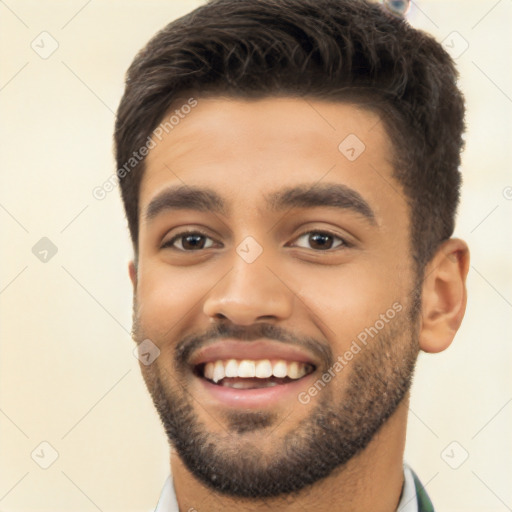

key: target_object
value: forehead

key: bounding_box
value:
[140,97,404,225]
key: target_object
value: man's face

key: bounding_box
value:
[131,98,421,497]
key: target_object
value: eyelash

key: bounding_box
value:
[161,229,351,252]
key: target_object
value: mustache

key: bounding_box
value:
[173,322,334,371]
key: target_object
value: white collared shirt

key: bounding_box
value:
[153,463,419,512]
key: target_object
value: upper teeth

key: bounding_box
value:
[203,359,312,383]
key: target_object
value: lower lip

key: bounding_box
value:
[197,373,316,409]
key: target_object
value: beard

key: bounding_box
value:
[133,295,421,499]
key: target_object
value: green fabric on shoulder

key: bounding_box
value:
[410,468,435,512]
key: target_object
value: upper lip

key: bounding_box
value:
[189,339,319,368]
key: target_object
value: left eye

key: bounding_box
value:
[291,231,347,251]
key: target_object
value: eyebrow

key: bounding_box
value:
[144,183,376,224]
[145,185,227,221]
[265,183,376,224]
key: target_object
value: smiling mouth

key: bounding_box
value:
[193,359,316,389]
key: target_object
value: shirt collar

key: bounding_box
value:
[153,474,178,512]
[154,463,420,512]
[397,464,420,512]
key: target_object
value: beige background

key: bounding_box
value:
[0,1,511,511]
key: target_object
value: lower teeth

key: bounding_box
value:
[221,380,278,389]
[215,377,290,389]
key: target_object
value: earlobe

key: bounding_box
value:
[419,238,470,353]
[128,260,138,291]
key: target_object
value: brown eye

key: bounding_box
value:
[292,231,347,251]
[162,232,215,251]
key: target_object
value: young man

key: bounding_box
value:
[114,0,470,510]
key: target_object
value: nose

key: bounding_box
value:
[202,249,295,325]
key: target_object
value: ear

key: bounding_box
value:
[419,238,470,353]
[128,260,138,291]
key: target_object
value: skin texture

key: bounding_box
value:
[128,98,470,511]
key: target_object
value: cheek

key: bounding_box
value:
[136,263,205,339]
[296,264,404,346]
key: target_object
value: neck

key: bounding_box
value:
[170,395,409,512]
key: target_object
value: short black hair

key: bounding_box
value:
[114,0,465,273]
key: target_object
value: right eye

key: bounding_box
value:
[161,231,218,251]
